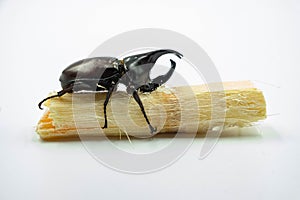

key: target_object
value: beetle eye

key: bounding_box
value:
[113,62,118,69]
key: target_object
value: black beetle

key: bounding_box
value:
[38,49,183,133]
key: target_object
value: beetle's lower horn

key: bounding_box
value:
[151,59,176,86]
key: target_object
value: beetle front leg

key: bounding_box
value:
[102,85,115,129]
[132,90,157,134]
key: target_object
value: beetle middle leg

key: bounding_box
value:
[132,90,157,134]
[102,85,115,129]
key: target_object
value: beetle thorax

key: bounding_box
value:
[126,64,152,87]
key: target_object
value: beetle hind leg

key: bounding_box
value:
[102,85,115,129]
[38,86,73,109]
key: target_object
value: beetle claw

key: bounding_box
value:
[38,103,43,110]
[149,125,157,134]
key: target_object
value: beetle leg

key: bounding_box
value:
[132,90,157,134]
[38,86,73,109]
[102,85,115,129]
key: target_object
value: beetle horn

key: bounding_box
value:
[151,59,177,86]
[122,49,183,70]
[146,49,183,63]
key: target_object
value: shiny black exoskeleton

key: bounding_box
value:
[38,49,183,133]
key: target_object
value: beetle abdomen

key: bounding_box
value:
[59,57,119,91]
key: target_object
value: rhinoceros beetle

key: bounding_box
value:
[38,49,183,133]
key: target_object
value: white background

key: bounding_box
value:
[0,0,299,199]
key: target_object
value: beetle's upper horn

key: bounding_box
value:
[123,49,183,69]
[146,49,183,63]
